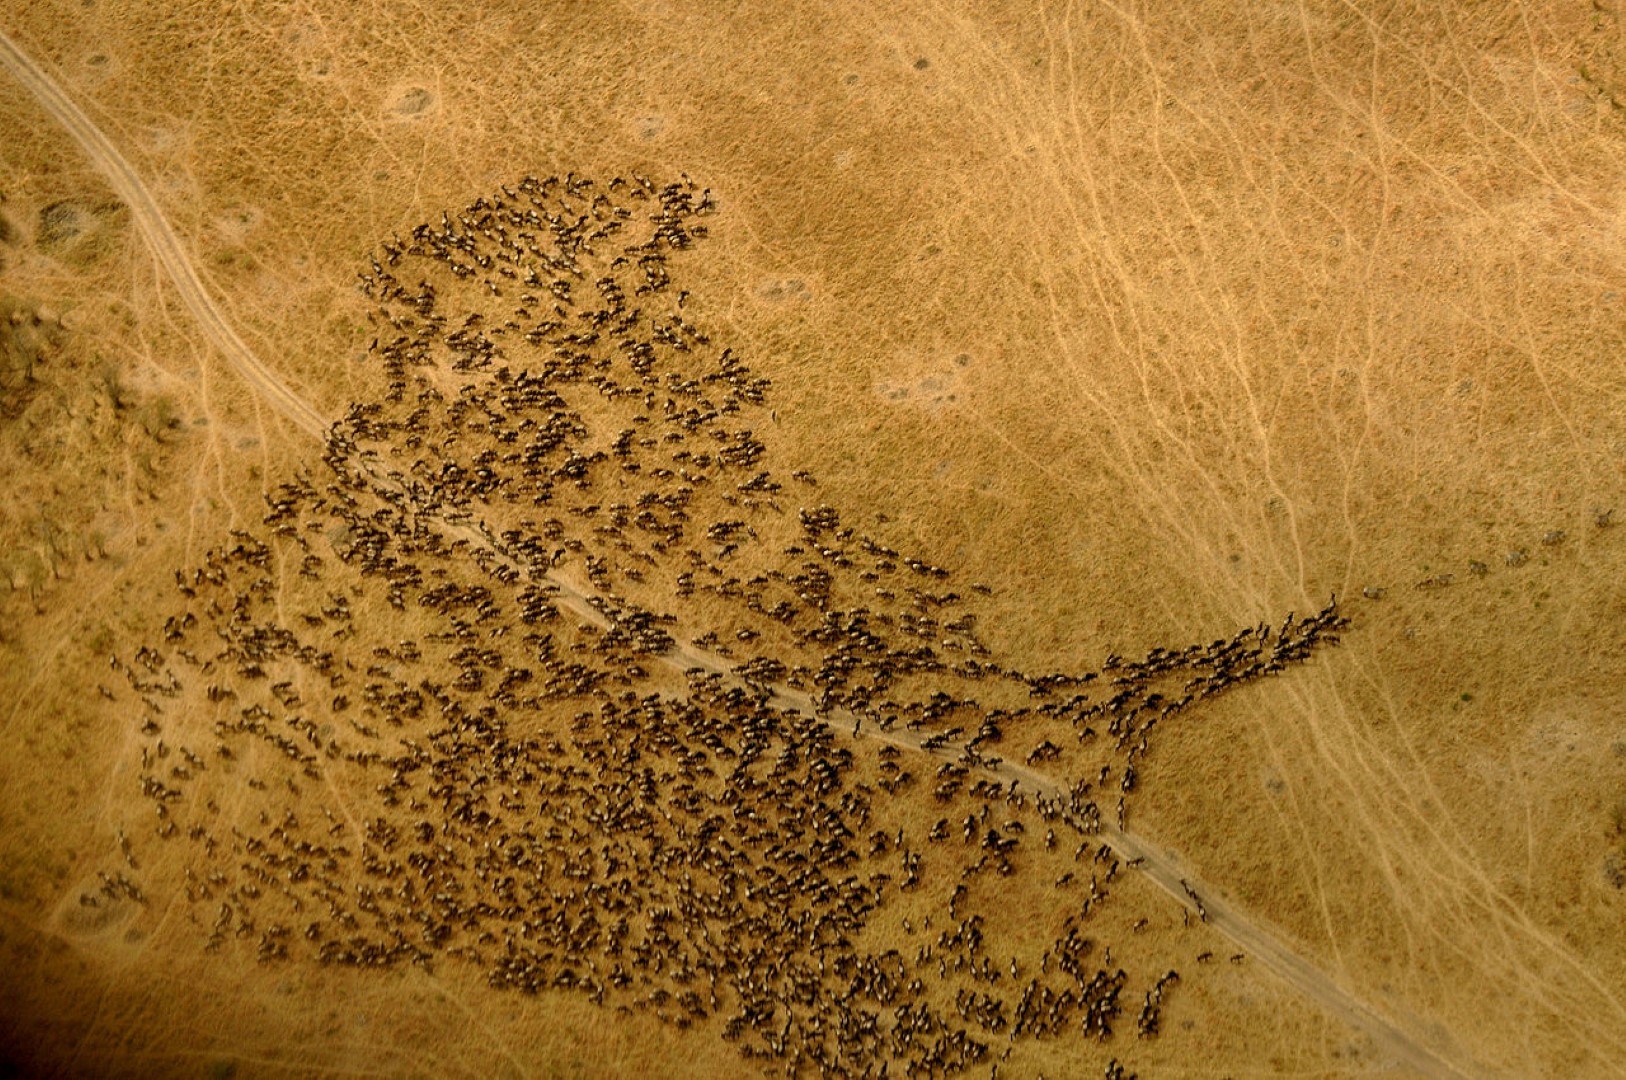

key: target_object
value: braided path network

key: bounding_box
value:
[2,28,1472,1080]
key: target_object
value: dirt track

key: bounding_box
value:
[1,26,1476,1080]
[0,29,327,439]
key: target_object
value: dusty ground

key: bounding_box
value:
[1,1,1623,1077]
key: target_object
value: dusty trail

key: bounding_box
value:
[2,27,1473,1080]
[0,29,328,439]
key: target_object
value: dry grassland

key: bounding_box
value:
[2,1,1624,1078]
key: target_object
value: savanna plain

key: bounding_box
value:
[1,2,1623,1078]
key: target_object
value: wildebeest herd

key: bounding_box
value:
[103,173,1349,1077]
